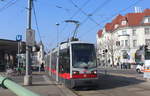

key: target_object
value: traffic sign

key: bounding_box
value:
[26,29,35,46]
[16,35,22,41]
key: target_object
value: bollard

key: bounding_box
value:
[0,76,41,96]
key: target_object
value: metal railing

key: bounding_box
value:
[0,76,41,96]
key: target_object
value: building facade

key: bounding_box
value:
[0,39,25,71]
[97,9,150,66]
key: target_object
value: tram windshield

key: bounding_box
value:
[72,43,96,68]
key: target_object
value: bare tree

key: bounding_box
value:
[105,33,119,66]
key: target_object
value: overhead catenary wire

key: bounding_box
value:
[78,0,113,31]
[67,0,112,40]
[0,0,19,12]
[101,0,144,24]
[66,0,112,41]
[90,0,112,15]
[68,0,100,25]
[69,0,91,19]
[79,0,144,39]
[32,1,42,42]
[59,0,91,42]
[61,0,99,42]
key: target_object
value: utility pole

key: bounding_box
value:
[17,42,20,67]
[56,23,59,82]
[24,0,33,85]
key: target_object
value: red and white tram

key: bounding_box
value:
[45,40,98,88]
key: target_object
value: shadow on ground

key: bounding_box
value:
[74,73,146,91]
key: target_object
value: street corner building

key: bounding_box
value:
[96,9,150,68]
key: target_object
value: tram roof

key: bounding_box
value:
[50,40,95,53]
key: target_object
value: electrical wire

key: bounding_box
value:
[32,1,42,42]
[101,0,143,24]
[91,0,112,15]
[74,0,112,39]
[59,0,91,42]
[79,0,112,26]
[69,0,100,25]
[79,0,143,39]
[66,0,112,40]
[0,0,18,12]
[69,0,91,19]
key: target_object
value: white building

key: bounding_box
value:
[97,9,150,66]
[33,41,45,68]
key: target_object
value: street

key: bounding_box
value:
[72,68,150,96]
[1,68,150,96]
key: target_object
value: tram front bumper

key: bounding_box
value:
[71,78,98,87]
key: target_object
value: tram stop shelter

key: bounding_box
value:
[0,39,25,71]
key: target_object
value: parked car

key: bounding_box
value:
[136,63,144,73]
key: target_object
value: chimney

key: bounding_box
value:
[134,6,142,13]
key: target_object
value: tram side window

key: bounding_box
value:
[145,50,150,60]
[59,49,70,73]
[51,52,57,70]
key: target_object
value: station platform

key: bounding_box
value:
[0,72,77,96]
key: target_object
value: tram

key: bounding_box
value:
[45,39,98,88]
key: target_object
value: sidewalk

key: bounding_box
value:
[0,72,77,96]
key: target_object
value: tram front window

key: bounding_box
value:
[72,44,96,68]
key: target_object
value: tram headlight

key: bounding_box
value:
[73,71,80,75]
[91,70,97,74]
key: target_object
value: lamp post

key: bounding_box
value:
[24,0,34,85]
[56,23,60,46]
[56,23,59,82]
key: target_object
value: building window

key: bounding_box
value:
[121,40,124,46]
[133,40,137,47]
[144,17,150,23]
[125,40,128,46]
[148,17,150,23]
[116,41,120,46]
[145,39,150,46]
[121,20,127,25]
[145,28,150,35]
[122,30,127,35]
[114,24,119,29]
[132,29,136,36]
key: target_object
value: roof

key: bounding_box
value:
[0,39,26,53]
[102,9,150,33]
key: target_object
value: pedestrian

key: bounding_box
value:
[16,67,21,76]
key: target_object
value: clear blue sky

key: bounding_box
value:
[0,0,149,51]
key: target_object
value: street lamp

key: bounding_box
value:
[56,23,60,46]
[56,23,60,82]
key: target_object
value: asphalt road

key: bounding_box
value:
[98,67,143,79]
[73,68,150,96]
